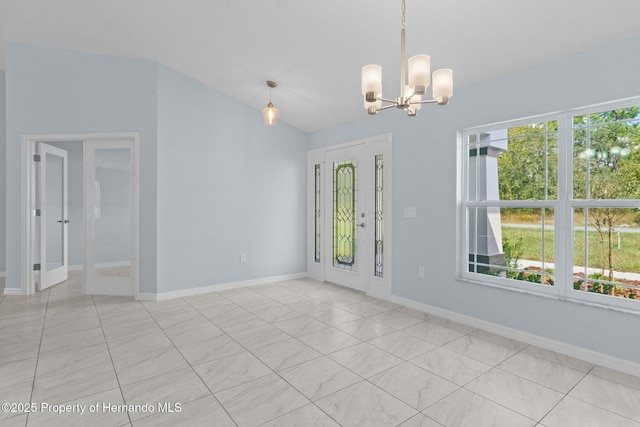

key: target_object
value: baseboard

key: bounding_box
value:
[138,272,308,301]
[0,271,5,278]
[3,287,23,296]
[393,295,640,378]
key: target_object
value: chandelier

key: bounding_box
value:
[361,0,453,116]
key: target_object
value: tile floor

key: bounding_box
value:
[1,273,639,426]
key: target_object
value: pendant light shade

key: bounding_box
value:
[263,80,278,126]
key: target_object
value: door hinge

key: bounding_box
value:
[34,209,41,217]
[33,154,41,162]
[33,263,41,271]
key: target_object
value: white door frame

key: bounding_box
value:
[20,132,140,298]
[307,133,393,300]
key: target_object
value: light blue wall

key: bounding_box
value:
[4,42,158,293]
[309,36,640,364]
[156,65,307,293]
[0,71,5,274]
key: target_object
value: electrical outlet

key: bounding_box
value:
[404,207,417,218]
[418,266,425,278]
[240,253,247,263]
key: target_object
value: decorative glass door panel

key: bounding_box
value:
[324,145,367,291]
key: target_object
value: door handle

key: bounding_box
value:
[357,222,366,228]
[57,219,70,224]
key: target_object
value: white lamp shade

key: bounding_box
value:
[408,55,431,88]
[405,85,421,110]
[263,103,278,126]
[361,64,382,95]
[364,97,382,109]
[432,68,453,99]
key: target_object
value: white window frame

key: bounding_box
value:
[458,97,640,313]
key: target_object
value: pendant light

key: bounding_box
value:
[263,80,279,126]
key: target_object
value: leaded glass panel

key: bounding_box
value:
[375,155,384,278]
[333,160,357,270]
[314,164,321,263]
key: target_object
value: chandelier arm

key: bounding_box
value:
[412,99,439,105]
[376,104,398,112]
[377,97,398,104]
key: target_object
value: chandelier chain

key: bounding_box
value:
[401,0,406,31]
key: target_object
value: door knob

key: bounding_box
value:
[57,219,70,224]
[357,222,366,228]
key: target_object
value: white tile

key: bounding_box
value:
[368,331,437,360]
[107,330,174,361]
[113,347,190,386]
[403,321,467,346]
[498,351,586,393]
[521,345,594,372]
[193,351,272,393]
[229,324,291,350]
[315,381,417,427]
[367,310,424,330]
[541,396,640,427]
[328,342,403,378]
[0,357,37,387]
[369,362,459,410]
[133,395,235,427]
[259,404,340,427]
[32,362,120,404]
[272,315,329,336]
[335,318,395,341]
[297,327,362,354]
[466,368,564,420]
[424,388,536,427]
[35,342,112,378]
[398,414,443,427]
[306,306,362,326]
[39,327,106,354]
[173,333,245,365]
[590,365,640,391]
[340,301,391,317]
[215,373,309,427]
[569,373,640,422]
[250,337,322,371]
[443,334,520,366]
[411,347,492,386]
[279,356,361,401]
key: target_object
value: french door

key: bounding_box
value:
[84,139,136,296]
[308,134,392,299]
[38,143,69,290]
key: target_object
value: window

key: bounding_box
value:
[460,99,640,311]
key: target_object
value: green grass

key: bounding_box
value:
[501,226,640,273]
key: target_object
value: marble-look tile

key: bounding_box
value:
[590,365,640,390]
[0,381,32,421]
[229,324,291,350]
[368,331,437,360]
[250,337,322,371]
[35,342,112,378]
[113,347,190,386]
[27,387,129,427]
[259,403,340,427]
[174,333,245,365]
[393,306,433,321]
[411,347,492,385]
[369,362,459,410]
[398,414,443,427]
[306,306,362,326]
[279,356,362,401]
[521,345,594,372]
[32,361,119,404]
[315,381,417,427]
[469,329,528,351]
[107,330,174,361]
[367,310,424,330]
[133,394,236,427]
[466,368,564,420]
[251,304,301,323]
[0,357,37,387]
[101,318,162,342]
[39,326,106,354]
[541,395,640,427]
[403,321,467,346]
[318,293,366,308]
[0,338,41,364]
[328,342,403,378]
[336,318,395,341]
[272,315,329,336]
[340,301,391,317]
[498,351,586,393]
[569,373,640,422]
[162,320,223,346]
[297,327,362,354]
[424,388,536,427]
[194,351,272,393]
[0,414,28,426]
[443,334,520,366]
[215,312,270,334]
[286,299,334,314]
[121,367,210,421]
[215,373,309,427]
[428,317,476,334]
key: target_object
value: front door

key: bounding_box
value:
[324,144,369,291]
[39,143,69,290]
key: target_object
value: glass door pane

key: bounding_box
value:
[45,152,64,271]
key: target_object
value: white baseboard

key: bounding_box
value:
[3,287,23,296]
[138,272,308,301]
[393,295,640,378]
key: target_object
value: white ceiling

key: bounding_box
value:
[1,0,640,133]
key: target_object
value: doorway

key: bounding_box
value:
[21,133,140,298]
[307,133,392,300]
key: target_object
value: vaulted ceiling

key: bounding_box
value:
[2,0,640,132]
